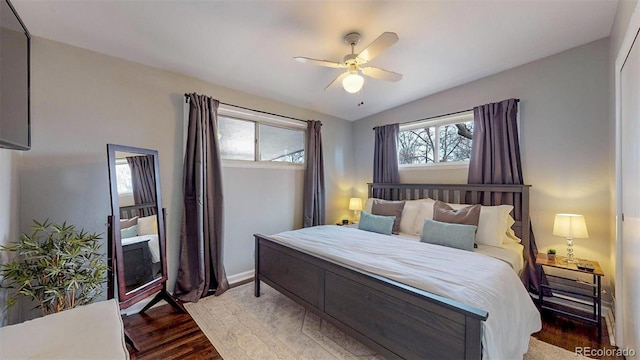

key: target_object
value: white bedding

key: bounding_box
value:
[0,299,129,359]
[476,242,524,273]
[122,234,160,263]
[271,225,541,360]
[394,231,525,273]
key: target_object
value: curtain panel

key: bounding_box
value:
[467,98,545,294]
[373,124,400,199]
[127,155,157,217]
[303,120,326,227]
[175,93,229,302]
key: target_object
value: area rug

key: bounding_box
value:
[185,283,586,360]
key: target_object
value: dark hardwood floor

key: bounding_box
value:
[123,301,622,360]
[123,304,221,360]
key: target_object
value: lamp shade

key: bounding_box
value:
[348,198,363,211]
[553,214,589,238]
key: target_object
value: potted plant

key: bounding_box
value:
[0,220,108,316]
[547,248,556,261]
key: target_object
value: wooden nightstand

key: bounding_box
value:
[536,253,604,338]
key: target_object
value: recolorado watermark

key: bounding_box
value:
[575,346,636,357]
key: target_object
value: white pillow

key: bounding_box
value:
[447,203,513,247]
[365,198,434,235]
[504,215,522,243]
[413,199,437,235]
[138,215,158,236]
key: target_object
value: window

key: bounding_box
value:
[398,111,474,166]
[115,160,133,195]
[217,107,305,166]
[219,117,255,161]
[259,124,304,164]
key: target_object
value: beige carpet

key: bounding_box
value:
[186,283,587,360]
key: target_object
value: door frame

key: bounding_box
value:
[615,3,640,348]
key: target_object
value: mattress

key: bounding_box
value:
[0,299,129,359]
[271,225,541,360]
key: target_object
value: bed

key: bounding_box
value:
[254,183,541,360]
[119,206,161,290]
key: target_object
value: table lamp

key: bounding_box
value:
[348,198,363,223]
[553,214,589,263]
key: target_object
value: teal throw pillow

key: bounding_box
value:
[420,219,477,251]
[358,211,395,235]
[121,224,139,239]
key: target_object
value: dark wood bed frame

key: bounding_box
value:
[254,183,531,360]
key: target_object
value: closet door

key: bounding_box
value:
[620,25,639,352]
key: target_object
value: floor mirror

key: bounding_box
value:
[106,144,184,350]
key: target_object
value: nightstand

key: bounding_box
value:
[536,253,604,338]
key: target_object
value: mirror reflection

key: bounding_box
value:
[114,151,162,293]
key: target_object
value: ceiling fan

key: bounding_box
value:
[294,32,403,94]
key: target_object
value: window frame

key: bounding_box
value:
[398,110,474,169]
[217,106,306,170]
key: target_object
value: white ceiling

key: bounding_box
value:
[12,0,618,121]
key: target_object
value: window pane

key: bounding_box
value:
[115,163,133,194]
[438,121,473,162]
[398,128,435,164]
[219,117,255,160]
[259,124,305,164]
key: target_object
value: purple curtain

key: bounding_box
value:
[174,93,229,302]
[302,120,325,227]
[373,124,400,198]
[468,98,545,294]
[127,155,157,217]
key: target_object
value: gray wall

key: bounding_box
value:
[0,150,21,326]
[17,37,353,321]
[353,39,613,291]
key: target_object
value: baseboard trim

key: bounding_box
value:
[228,270,255,286]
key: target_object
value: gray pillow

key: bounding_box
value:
[358,211,395,236]
[433,201,480,226]
[371,200,405,235]
[420,219,477,251]
[120,216,138,229]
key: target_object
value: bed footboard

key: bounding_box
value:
[254,234,487,360]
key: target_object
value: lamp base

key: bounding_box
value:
[566,237,575,264]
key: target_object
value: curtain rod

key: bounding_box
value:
[184,93,314,125]
[372,99,520,130]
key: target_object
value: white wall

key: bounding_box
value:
[609,0,640,350]
[608,0,638,303]
[353,39,613,294]
[18,37,353,319]
[0,149,21,325]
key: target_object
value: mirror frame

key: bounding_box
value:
[106,144,168,309]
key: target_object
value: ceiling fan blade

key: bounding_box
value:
[356,32,399,63]
[294,57,344,68]
[361,67,403,82]
[324,72,348,90]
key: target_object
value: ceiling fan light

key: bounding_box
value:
[342,73,364,93]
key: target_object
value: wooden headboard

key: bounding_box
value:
[119,202,156,219]
[368,183,531,248]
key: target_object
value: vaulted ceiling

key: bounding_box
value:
[12,1,618,121]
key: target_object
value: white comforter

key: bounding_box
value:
[271,225,541,360]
